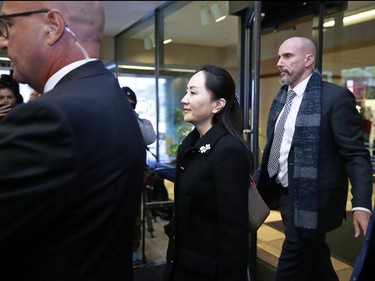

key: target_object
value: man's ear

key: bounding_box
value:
[305,54,314,67]
[213,98,226,114]
[45,9,65,46]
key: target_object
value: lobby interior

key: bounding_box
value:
[136,180,375,281]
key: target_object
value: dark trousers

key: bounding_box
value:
[275,187,339,281]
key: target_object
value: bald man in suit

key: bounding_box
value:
[0,2,145,280]
[255,37,372,281]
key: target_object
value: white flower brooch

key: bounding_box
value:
[199,144,211,154]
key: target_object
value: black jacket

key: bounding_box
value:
[0,61,146,281]
[164,124,251,281]
[255,79,373,233]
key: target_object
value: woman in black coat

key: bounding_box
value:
[163,64,254,281]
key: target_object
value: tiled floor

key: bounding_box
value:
[134,179,174,267]
[137,180,374,281]
[137,216,169,267]
[258,211,353,281]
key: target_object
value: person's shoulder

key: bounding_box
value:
[215,133,248,153]
[322,81,356,101]
[138,117,152,124]
[213,134,251,167]
[138,117,155,131]
[322,80,350,93]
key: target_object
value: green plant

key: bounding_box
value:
[167,107,193,157]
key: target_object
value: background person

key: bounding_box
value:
[123,86,157,147]
[254,36,373,281]
[0,2,146,281]
[0,73,23,119]
[163,64,254,281]
[122,86,157,266]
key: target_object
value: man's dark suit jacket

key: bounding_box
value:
[0,61,146,281]
[256,79,373,234]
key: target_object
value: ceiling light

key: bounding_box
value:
[199,1,228,26]
[144,37,153,50]
[343,9,375,26]
[200,6,211,26]
[143,33,155,50]
[118,64,196,73]
[210,2,226,23]
[119,64,155,71]
[323,20,335,28]
[143,33,172,50]
[163,38,172,44]
[323,8,375,28]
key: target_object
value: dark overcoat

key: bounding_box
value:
[164,124,251,281]
[0,61,146,281]
[255,76,373,234]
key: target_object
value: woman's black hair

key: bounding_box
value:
[196,64,254,171]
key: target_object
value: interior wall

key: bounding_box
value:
[114,37,237,71]
[99,36,115,63]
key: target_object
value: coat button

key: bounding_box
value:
[179,166,185,172]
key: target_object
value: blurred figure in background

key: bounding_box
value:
[0,73,23,119]
[122,86,157,266]
[123,86,157,147]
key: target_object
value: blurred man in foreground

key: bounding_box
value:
[0,2,145,280]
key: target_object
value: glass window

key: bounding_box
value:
[322,1,375,148]
[115,1,239,163]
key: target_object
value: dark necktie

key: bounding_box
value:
[267,90,297,178]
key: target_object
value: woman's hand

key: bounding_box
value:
[0,104,13,118]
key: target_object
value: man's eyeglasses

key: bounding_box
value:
[0,9,49,38]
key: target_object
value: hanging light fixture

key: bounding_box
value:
[199,1,228,26]
[210,2,226,23]
[143,33,154,50]
[143,33,172,50]
[200,3,211,26]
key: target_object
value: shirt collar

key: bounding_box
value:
[43,58,97,93]
[289,73,312,97]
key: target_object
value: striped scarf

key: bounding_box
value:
[267,70,322,236]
